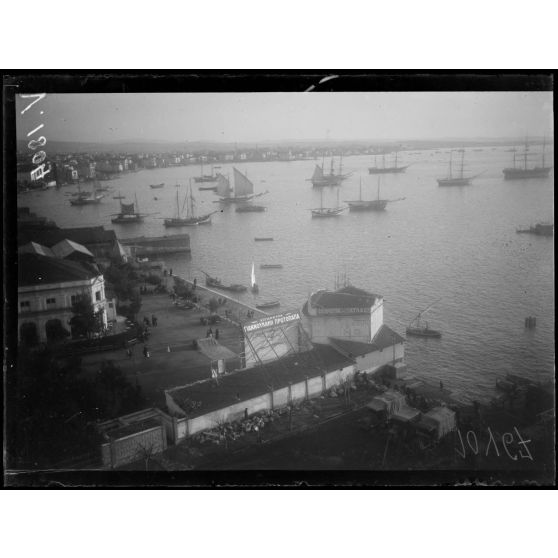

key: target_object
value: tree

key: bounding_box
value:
[70,294,103,338]
[135,441,156,471]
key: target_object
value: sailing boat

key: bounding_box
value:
[344,176,402,211]
[308,155,352,187]
[194,159,217,183]
[110,194,148,224]
[368,151,409,174]
[164,179,216,227]
[216,168,267,203]
[310,187,346,217]
[406,300,442,338]
[69,181,104,205]
[437,149,475,186]
[250,262,259,294]
[503,136,552,180]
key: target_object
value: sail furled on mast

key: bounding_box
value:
[233,167,254,197]
[216,173,231,197]
[251,262,256,287]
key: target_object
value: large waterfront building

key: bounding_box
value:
[18,249,109,346]
[301,285,385,344]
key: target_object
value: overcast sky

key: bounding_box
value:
[16,92,553,144]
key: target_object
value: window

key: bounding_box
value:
[108,302,114,308]
[46,297,56,305]
[20,300,31,310]
[95,290,101,301]
[70,294,78,305]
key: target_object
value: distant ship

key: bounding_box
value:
[310,188,345,218]
[345,176,404,211]
[110,194,148,224]
[368,151,409,174]
[163,180,215,227]
[516,222,553,237]
[150,183,165,189]
[406,300,442,338]
[194,161,219,183]
[437,149,476,186]
[503,137,552,180]
[69,183,104,205]
[235,204,266,212]
[308,156,352,187]
[216,168,268,203]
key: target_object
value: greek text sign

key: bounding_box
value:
[243,311,301,333]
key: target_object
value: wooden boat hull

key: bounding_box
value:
[347,200,387,211]
[198,186,218,191]
[503,167,552,180]
[236,205,266,212]
[150,184,165,189]
[311,208,344,217]
[255,237,274,241]
[260,264,283,269]
[368,165,408,174]
[406,327,442,338]
[437,177,472,186]
[194,176,217,183]
[256,301,280,309]
[164,216,212,227]
[70,198,103,206]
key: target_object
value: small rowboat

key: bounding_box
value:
[255,237,274,241]
[150,183,165,189]
[260,264,283,269]
[256,300,280,310]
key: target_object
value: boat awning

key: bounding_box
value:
[196,338,238,361]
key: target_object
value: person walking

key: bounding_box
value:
[152,314,157,327]
[143,345,148,358]
[193,277,197,290]
[215,328,219,340]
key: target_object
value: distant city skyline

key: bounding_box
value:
[16,92,553,145]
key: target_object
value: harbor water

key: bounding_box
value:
[19,149,555,403]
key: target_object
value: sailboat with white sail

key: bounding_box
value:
[250,262,259,293]
[164,179,216,227]
[216,168,268,203]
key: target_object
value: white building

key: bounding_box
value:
[301,285,405,373]
[18,251,109,346]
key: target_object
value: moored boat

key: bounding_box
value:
[437,150,476,186]
[256,300,280,310]
[260,264,283,269]
[110,194,149,224]
[255,237,274,241]
[236,204,266,212]
[368,151,409,174]
[163,180,216,227]
[150,183,165,189]
[202,270,247,292]
[310,187,345,218]
[516,222,553,236]
[406,300,442,339]
[503,136,552,180]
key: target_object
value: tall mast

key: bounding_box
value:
[395,150,398,169]
[382,153,386,169]
[339,154,343,176]
[176,187,180,218]
[542,136,546,168]
[135,193,140,214]
[320,188,324,210]
[322,151,325,171]
[448,151,453,179]
[359,176,362,201]
[336,187,339,209]
[377,177,380,200]
[460,149,464,179]
[524,135,528,170]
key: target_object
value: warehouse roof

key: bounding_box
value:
[309,285,379,311]
[329,325,405,358]
[51,239,95,260]
[167,344,353,417]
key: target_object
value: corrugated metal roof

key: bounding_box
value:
[19,241,55,258]
[51,239,94,259]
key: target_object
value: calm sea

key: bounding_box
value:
[19,148,555,403]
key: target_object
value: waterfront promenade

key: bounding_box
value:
[79,278,269,408]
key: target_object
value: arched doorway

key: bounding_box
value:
[20,322,39,346]
[45,319,70,344]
